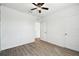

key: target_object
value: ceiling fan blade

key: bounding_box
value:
[41,7,49,10]
[31,8,37,10]
[39,10,41,13]
[37,3,44,6]
[40,3,44,6]
[32,3,37,6]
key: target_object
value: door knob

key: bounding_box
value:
[44,32,47,33]
[65,33,67,35]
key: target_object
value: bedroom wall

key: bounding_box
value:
[40,13,65,47]
[1,5,37,50]
[40,4,79,51]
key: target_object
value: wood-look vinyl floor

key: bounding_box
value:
[0,40,79,56]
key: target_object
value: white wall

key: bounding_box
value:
[40,4,79,51]
[64,5,79,51]
[40,13,65,47]
[1,6,36,50]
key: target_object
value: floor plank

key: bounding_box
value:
[0,40,79,56]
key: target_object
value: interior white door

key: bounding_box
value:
[35,22,40,38]
[65,16,79,51]
[40,22,47,40]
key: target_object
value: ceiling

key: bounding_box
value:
[1,3,76,18]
